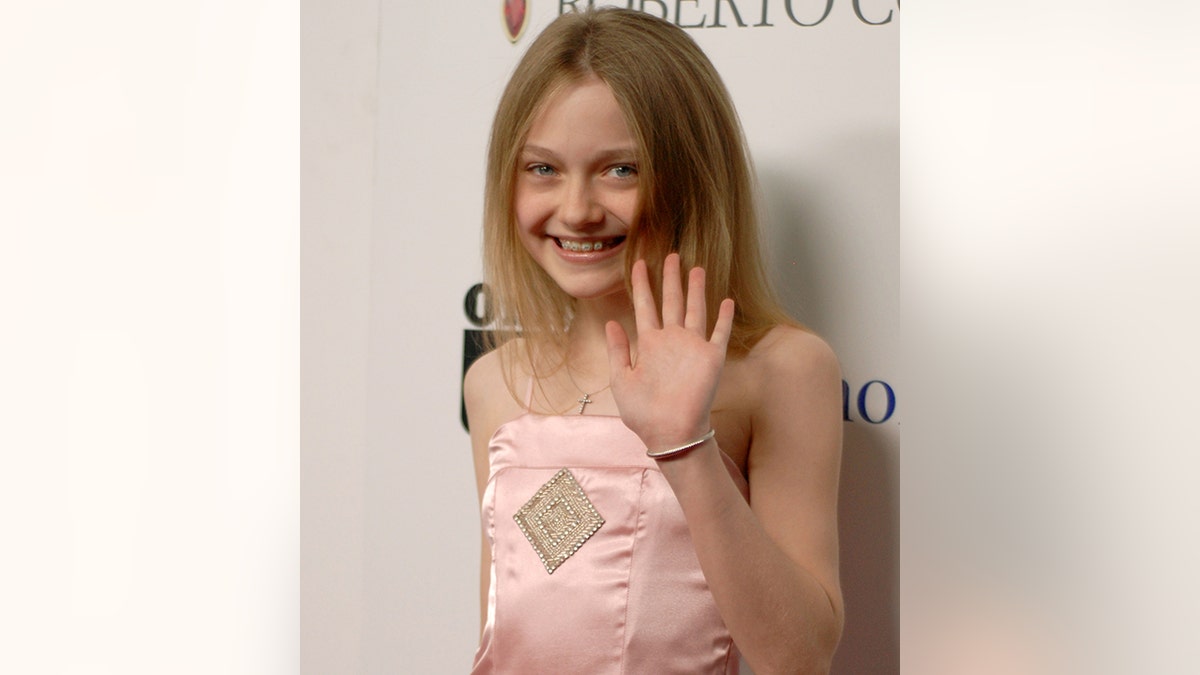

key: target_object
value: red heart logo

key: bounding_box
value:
[504,0,527,42]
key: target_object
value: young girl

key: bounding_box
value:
[465,8,843,674]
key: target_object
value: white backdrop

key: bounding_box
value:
[305,1,898,672]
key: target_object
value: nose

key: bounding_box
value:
[558,177,604,231]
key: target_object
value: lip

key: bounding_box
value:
[550,235,626,263]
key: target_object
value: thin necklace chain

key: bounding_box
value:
[563,362,611,415]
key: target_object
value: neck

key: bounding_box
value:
[567,292,637,373]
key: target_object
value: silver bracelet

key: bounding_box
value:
[645,428,716,459]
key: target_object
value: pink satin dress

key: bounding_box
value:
[472,412,749,674]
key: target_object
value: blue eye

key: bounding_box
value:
[610,164,637,179]
[528,163,556,177]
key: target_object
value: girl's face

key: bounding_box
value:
[515,77,640,302]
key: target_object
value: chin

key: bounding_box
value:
[558,280,627,303]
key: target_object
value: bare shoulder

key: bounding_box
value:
[744,325,841,393]
[465,341,531,501]
[463,346,504,411]
[464,339,528,438]
[741,324,843,525]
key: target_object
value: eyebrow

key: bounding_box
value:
[520,144,638,163]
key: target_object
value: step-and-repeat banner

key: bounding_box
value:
[363,2,897,671]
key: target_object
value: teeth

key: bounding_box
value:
[559,238,615,252]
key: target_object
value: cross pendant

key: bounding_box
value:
[576,393,593,415]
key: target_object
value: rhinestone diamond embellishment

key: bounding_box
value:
[513,468,605,574]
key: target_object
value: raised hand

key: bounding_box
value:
[605,253,736,456]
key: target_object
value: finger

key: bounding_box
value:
[660,253,684,326]
[708,298,736,349]
[684,266,707,333]
[605,320,633,375]
[630,259,661,330]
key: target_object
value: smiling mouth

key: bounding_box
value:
[553,236,626,252]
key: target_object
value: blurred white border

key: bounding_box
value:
[1,2,298,673]
[904,2,1200,673]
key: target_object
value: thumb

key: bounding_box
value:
[604,320,632,376]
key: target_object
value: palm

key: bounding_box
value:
[605,254,736,455]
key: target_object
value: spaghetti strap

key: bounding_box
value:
[524,375,535,409]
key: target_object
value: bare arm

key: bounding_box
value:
[463,348,519,637]
[657,332,843,673]
[606,255,843,673]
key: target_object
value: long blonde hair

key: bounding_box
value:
[483,8,796,401]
